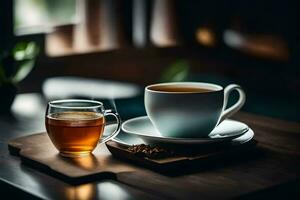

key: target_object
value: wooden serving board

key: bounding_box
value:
[106,139,257,174]
[8,132,256,184]
[8,133,138,184]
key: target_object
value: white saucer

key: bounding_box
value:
[120,116,252,145]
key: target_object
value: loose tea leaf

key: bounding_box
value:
[127,144,174,159]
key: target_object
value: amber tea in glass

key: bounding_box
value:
[46,100,120,157]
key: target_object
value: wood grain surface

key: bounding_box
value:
[114,113,300,199]
[1,94,300,200]
[8,131,256,184]
[8,133,139,184]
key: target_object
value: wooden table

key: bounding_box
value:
[0,93,299,199]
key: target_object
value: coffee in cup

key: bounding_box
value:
[144,82,246,138]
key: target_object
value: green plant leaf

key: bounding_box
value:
[1,41,39,84]
[11,41,39,83]
[13,42,39,61]
[160,60,190,82]
[12,60,35,83]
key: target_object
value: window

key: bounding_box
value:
[14,0,77,35]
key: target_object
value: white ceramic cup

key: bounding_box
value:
[145,82,246,138]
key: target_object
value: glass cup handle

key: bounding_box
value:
[218,84,246,125]
[99,109,121,144]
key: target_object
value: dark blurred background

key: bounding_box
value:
[0,0,299,121]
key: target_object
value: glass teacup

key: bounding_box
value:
[45,99,120,157]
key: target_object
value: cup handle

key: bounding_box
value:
[99,109,121,144]
[218,84,246,124]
